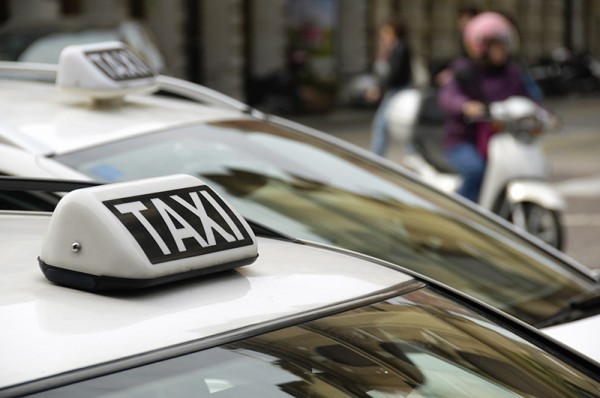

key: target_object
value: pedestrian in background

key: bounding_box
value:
[434,6,480,87]
[366,17,412,157]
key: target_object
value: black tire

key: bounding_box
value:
[510,202,564,250]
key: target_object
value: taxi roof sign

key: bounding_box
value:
[56,41,159,100]
[39,175,258,291]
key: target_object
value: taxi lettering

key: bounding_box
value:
[104,186,253,264]
[86,48,154,81]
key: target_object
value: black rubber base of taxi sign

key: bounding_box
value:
[38,255,258,292]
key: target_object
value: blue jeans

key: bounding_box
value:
[371,88,401,156]
[447,143,486,203]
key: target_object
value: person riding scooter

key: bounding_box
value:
[384,12,564,249]
[438,12,530,202]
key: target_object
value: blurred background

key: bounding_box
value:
[0,0,599,268]
[1,0,600,112]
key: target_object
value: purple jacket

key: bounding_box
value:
[438,58,530,151]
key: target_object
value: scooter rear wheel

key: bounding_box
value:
[510,202,564,250]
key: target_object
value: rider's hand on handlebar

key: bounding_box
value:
[462,100,486,120]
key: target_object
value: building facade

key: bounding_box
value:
[0,0,595,108]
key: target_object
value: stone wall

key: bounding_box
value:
[200,0,245,99]
[0,0,591,101]
[390,0,564,65]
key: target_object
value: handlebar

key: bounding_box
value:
[466,96,560,135]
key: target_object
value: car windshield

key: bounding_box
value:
[56,119,596,325]
[30,287,600,397]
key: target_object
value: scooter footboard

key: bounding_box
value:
[506,180,566,211]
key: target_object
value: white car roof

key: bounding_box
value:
[0,211,413,390]
[0,77,243,155]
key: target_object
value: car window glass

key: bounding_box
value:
[56,120,596,325]
[31,287,600,397]
[0,190,58,211]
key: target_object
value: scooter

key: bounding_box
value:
[387,90,565,249]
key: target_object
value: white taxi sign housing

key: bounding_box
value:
[39,175,258,291]
[56,41,158,99]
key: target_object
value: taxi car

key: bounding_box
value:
[1,42,600,361]
[2,175,600,397]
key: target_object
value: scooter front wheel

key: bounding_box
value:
[510,202,564,250]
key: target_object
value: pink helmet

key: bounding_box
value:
[463,12,517,59]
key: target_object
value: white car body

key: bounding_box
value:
[0,78,240,176]
[1,181,600,397]
[1,44,600,368]
[544,315,600,358]
[1,212,410,389]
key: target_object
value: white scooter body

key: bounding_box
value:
[482,129,564,212]
[388,92,566,248]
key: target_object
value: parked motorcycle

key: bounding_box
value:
[387,90,565,249]
[529,49,600,97]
